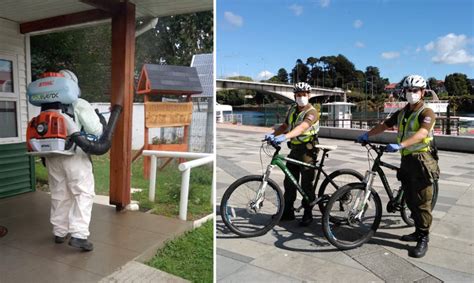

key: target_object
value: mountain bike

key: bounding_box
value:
[322,142,439,250]
[220,139,364,237]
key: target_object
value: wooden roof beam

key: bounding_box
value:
[20,9,110,34]
[80,0,122,14]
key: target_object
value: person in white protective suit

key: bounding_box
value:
[45,69,103,251]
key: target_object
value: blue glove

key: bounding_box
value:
[274,134,287,144]
[264,133,274,141]
[356,132,369,143]
[386,143,403,152]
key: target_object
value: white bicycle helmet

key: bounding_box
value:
[60,69,78,84]
[293,82,311,93]
[402,75,426,89]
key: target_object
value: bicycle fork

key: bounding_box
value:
[252,165,275,210]
[352,171,376,220]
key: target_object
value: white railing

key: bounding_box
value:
[142,150,215,221]
[223,113,243,124]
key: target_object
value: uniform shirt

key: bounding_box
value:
[384,103,436,132]
[285,104,319,129]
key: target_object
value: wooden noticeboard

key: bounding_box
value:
[145,102,193,128]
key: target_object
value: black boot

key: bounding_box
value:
[69,237,94,251]
[409,235,429,258]
[299,208,313,226]
[400,230,421,242]
[54,235,67,244]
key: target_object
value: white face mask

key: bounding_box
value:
[406,92,421,104]
[296,96,308,106]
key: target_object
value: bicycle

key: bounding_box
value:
[220,139,364,237]
[322,142,439,250]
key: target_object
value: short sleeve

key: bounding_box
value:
[303,108,319,125]
[419,108,436,130]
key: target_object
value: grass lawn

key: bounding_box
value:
[147,220,213,283]
[34,152,212,220]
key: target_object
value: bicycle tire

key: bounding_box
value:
[317,169,364,213]
[322,182,382,250]
[220,175,284,237]
[400,179,439,227]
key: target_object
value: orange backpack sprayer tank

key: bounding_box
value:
[26,72,122,156]
[26,72,80,156]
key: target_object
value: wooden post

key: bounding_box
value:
[109,1,135,210]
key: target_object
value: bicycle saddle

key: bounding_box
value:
[315,144,338,151]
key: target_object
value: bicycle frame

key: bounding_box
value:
[262,144,332,204]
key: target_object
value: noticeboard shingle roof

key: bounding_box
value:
[137,64,203,95]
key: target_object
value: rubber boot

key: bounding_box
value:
[69,237,94,252]
[409,234,429,258]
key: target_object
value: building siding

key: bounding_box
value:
[0,18,35,198]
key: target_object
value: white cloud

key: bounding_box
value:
[381,51,400,59]
[319,0,331,8]
[415,47,422,53]
[289,4,303,16]
[257,70,274,80]
[355,41,365,48]
[424,33,474,64]
[353,19,363,29]
[224,11,243,27]
[424,42,435,51]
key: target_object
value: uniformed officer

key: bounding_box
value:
[357,74,440,258]
[266,82,320,226]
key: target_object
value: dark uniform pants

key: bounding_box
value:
[283,140,318,211]
[399,151,440,234]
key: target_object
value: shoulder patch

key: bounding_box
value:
[307,114,315,121]
[423,116,432,124]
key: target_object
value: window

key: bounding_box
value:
[0,59,14,93]
[0,55,20,141]
[0,101,17,138]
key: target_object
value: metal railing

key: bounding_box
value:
[320,117,460,135]
[142,150,215,221]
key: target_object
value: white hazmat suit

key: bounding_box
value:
[46,94,102,240]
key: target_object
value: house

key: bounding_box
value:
[0,0,211,208]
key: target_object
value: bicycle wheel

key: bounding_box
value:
[220,175,284,237]
[322,182,382,250]
[317,169,364,213]
[400,179,439,227]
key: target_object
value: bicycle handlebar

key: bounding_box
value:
[355,141,387,155]
[262,138,282,154]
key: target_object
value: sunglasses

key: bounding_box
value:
[403,88,421,93]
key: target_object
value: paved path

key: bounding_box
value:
[216,124,474,282]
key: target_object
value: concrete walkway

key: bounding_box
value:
[0,191,193,282]
[216,124,474,282]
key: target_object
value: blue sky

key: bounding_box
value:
[217,0,474,83]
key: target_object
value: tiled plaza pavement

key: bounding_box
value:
[216,124,474,282]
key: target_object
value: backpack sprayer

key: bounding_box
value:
[26,72,122,156]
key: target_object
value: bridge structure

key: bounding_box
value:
[216,79,346,102]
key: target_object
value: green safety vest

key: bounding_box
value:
[288,104,320,144]
[396,105,434,156]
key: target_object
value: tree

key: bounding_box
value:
[276,68,289,83]
[290,59,309,83]
[444,73,471,96]
[31,11,213,103]
[135,11,213,67]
